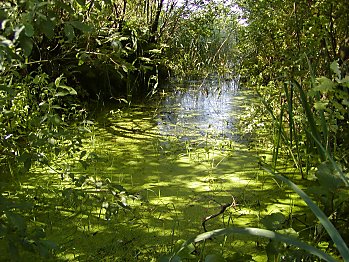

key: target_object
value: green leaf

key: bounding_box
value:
[261,212,285,230]
[147,49,162,54]
[58,84,77,95]
[190,227,337,262]
[316,162,344,192]
[314,77,335,92]
[330,61,341,79]
[49,115,62,126]
[64,23,75,42]
[138,57,152,63]
[56,1,74,14]
[69,21,92,32]
[40,19,55,39]
[314,101,328,110]
[6,212,26,233]
[19,35,33,57]
[38,239,57,257]
[24,156,32,172]
[24,23,34,37]
[175,239,195,259]
[76,0,86,6]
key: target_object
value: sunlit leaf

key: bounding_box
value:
[314,101,328,110]
[58,84,77,95]
[330,61,341,79]
[55,91,70,97]
[147,49,162,54]
[138,57,152,63]
[314,77,335,92]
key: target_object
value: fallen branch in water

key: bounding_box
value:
[202,196,238,232]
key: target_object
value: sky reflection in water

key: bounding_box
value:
[157,79,240,141]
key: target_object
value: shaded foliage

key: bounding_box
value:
[235,0,349,260]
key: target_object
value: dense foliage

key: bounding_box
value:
[1,0,349,260]
[235,0,349,260]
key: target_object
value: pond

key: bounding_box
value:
[23,78,305,261]
[157,79,240,141]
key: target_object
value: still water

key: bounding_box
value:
[157,79,241,141]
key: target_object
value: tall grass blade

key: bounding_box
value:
[261,165,349,260]
[273,104,285,169]
[186,227,337,262]
[283,82,293,147]
[291,79,326,161]
[257,91,301,171]
[305,55,329,154]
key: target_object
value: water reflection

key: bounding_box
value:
[157,79,240,141]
